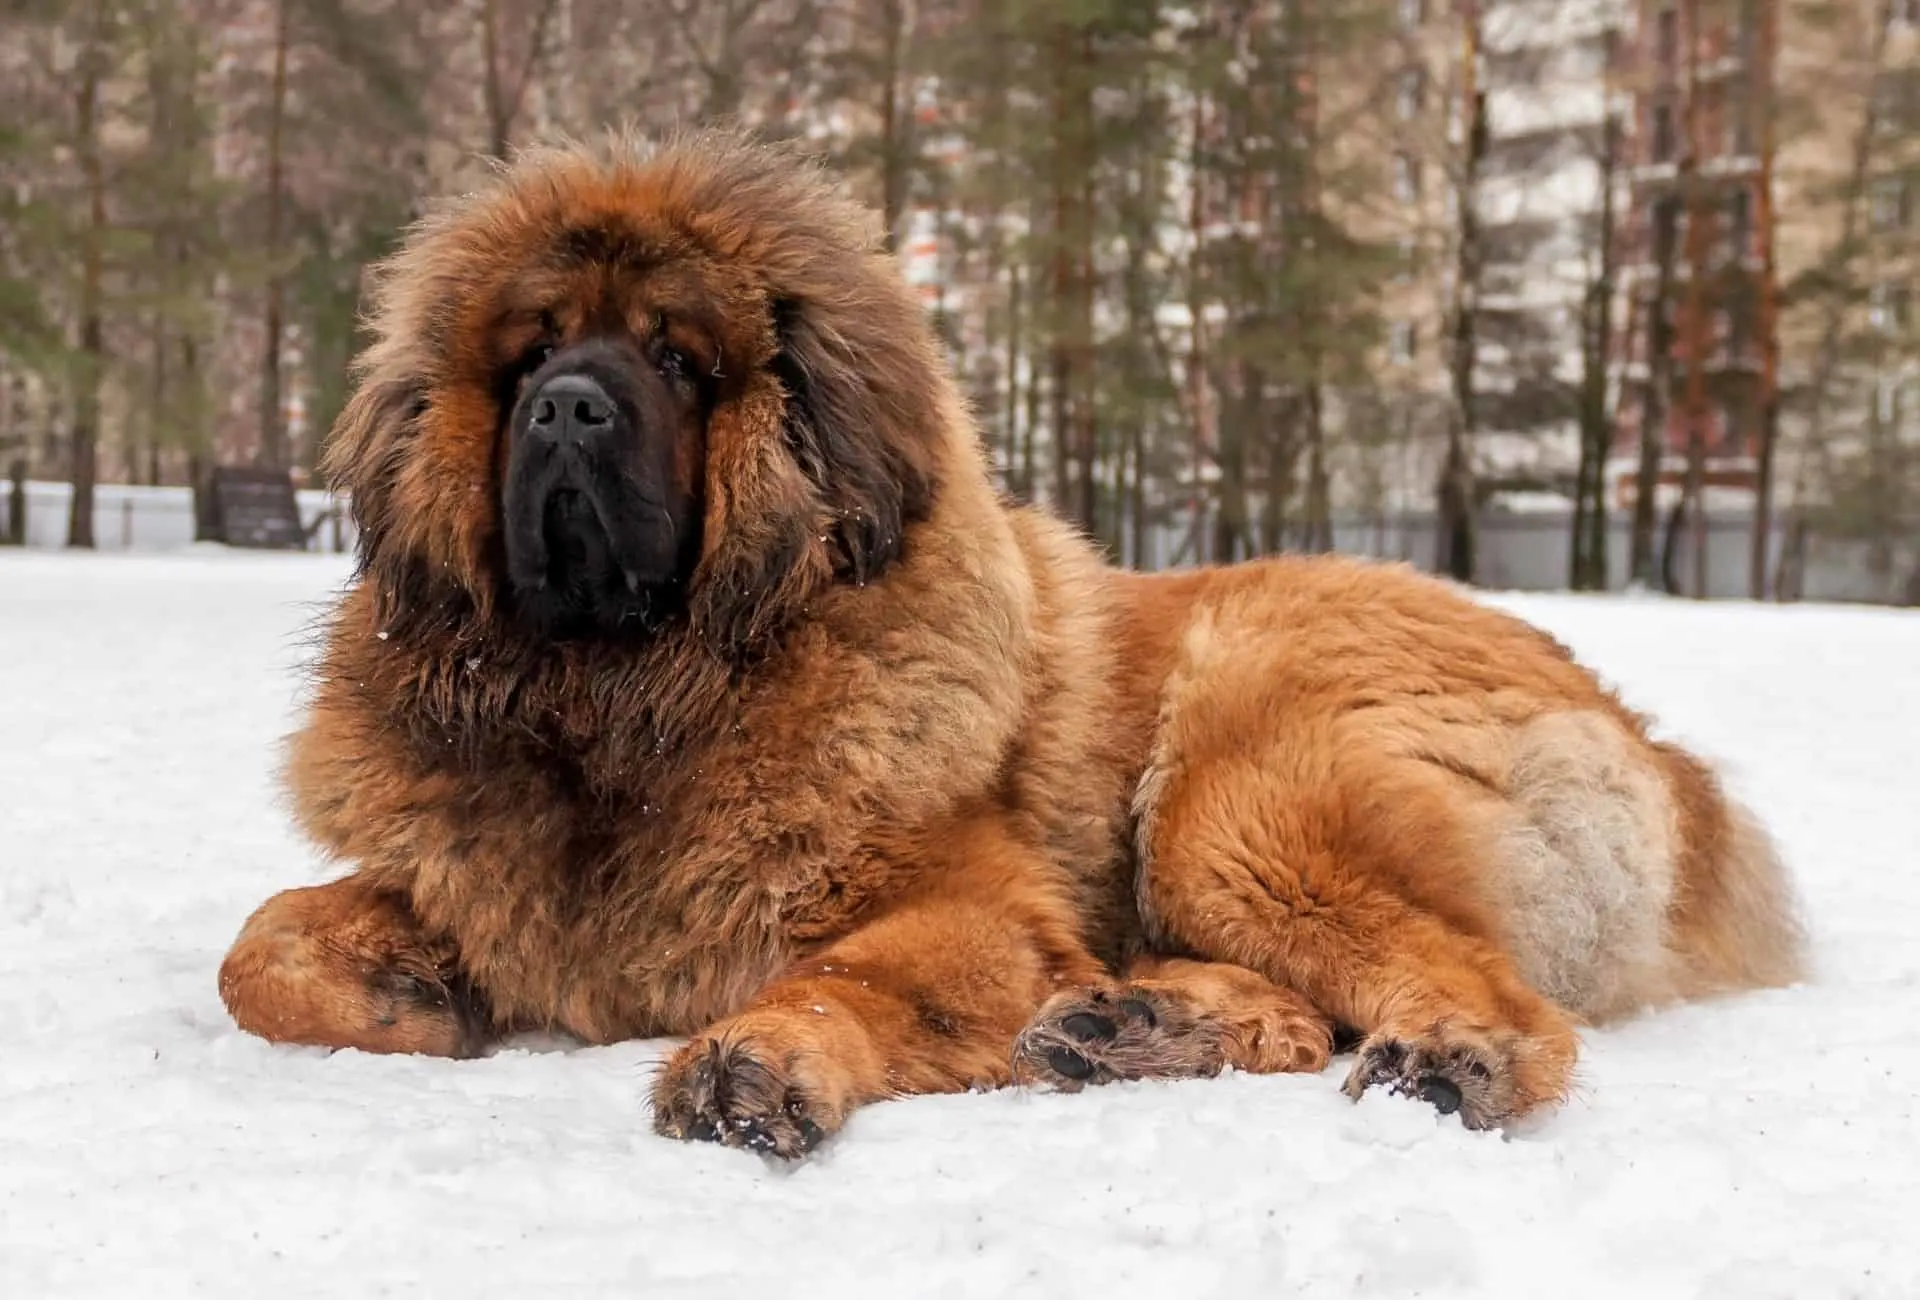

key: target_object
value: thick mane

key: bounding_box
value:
[312,127,962,787]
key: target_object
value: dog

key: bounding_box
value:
[218,128,1807,1156]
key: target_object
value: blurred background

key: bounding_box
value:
[1,0,1915,603]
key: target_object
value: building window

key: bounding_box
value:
[1657,7,1680,66]
[1726,189,1752,258]
[1726,294,1752,355]
[1720,394,1744,451]
[1871,177,1910,232]
[1870,282,1911,332]
[1728,104,1755,156]
[1389,320,1418,364]
[1393,152,1421,202]
[1652,101,1677,162]
[1873,77,1900,134]
[1397,66,1426,121]
[1649,195,1680,252]
[1393,234,1417,285]
[1876,376,1902,425]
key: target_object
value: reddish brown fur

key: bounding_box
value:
[219,128,1807,1153]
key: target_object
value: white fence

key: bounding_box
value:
[0,480,356,553]
[1311,508,1920,605]
[3,478,1915,605]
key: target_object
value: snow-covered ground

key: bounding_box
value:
[2,549,1916,1299]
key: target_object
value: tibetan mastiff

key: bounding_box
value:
[219,128,1806,1156]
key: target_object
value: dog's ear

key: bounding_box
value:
[771,295,939,587]
[316,370,454,634]
[690,290,943,663]
[320,372,426,571]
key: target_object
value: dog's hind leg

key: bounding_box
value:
[1132,748,1582,1131]
[218,874,490,1059]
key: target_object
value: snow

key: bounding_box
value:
[2,549,1917,1299]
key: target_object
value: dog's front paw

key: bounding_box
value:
[651,1022,855,1159]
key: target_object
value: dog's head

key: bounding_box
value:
[326,128,944,653]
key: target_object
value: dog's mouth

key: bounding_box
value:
[504,497,661,640]
[504,470,685,640]
[540,488,619,586]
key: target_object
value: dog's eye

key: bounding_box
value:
[509,343,554,394]
[659,345,690,384]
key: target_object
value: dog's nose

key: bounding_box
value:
[526,373,617,446]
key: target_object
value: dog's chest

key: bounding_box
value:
[407,778,872,1044]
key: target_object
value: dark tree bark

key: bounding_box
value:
[1437,13,1487,584]
[1748,0,1782,599]
[481,0,560,160]
[1301,380,1332,552]
[875,0,909,250]
[1775,0,1895,598]
[68,1,109,549]
[1045,19,1097,535]
[1674,0,1712,598]
[1571,39,1622,591]
[256,0,289,471]
[5,456,25,546]
[1632,195,1680,586]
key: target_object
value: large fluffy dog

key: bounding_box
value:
[219,129,1807,1156]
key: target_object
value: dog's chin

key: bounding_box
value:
[508,570,683,643]
[504,492,688,643]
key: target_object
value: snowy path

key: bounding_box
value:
[2,550,1915,1299]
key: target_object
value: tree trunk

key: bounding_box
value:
[146,306,168,486]
[1302,380,1332,552]
[480,0,558,158]
[1259,394,1290,555]
[1295,7,1330,557]
[483,0,507,158]
[1571,37,1621,591]
[5,457,25,546]
[68,5,108,550]
[1632,196,1680,586]
[1047,49,1073,516]
[1213,418,1247,564]
[877,0,908,251]
[1749,0,1781,600]
[1004,261,1026,498]
[1182,100,1210,568]
[0,366,18,543]
[189,450,218,542]
[1438,10,1485,583]
[257,0,289,472]
[1676,0,1712,599]
[1775,0,1894,598]
[1661,495,1686,594]
[1045,20,1095,532]
[1073,118,1098,541]
[1121,410,1136,564]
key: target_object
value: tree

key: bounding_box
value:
[480,0,561,159]
[1436,1,1486,584]
[1629,193,1680,588]
[1777,0,1900,595]
[1748,0,1783,599]
[67,0,115,548]
[1570,23,1627,591]
[224,0,427,474]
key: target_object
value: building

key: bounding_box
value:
[1610,0,1779,516]
[1471,0,1629,489]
